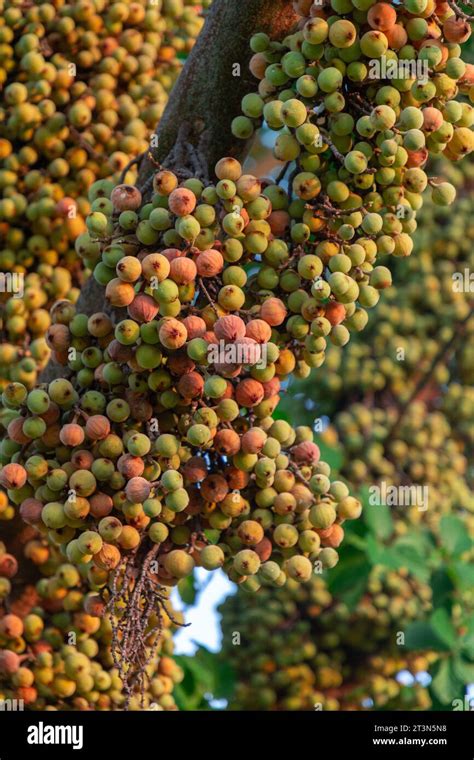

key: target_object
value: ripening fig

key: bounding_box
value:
[214,315,246,343]
[164,550,195,579]
[235,379,265,408]
[233,549,261,576]
[285,555,313,582]
[165,488,190,512]
[291,441,320,465]
[309,503,336,530]
[159,319,187,350]
[215,157,243,181]
[273,524,299,548]
[0,614,24,639]
[241,428,267,454]
[93,543,121,570]
[153,170,179,195]
[367,3,397,31]
[0,463,27,489]
[26,389,50,415]
[111,185,142,212]
[304,17,328,44]
[0,554,18,579]
[41,502,67,530]
[444,16,471,44]
[431,182,456,206]
[238,520,265,546]
[259,561,281,583]
[319,548,339,569]
[149,523,169,544]
[196,249,224,277]
[116,256,142,283]
[0,650,21,675]
[77,531,103,555]
[168,188,197,217]
[69,470,97,497]
[20,498,43,525]
[200,545,225,571]
[187,424,211,447]
[117,526,140,550]
[337,496,363,520]
[298,530,321,554]
[84,593,106,618]
[328,19,357,48]
[213,429,241,456]
[59,423,85,447]
[142,253,171,283]
[125,477,152,503]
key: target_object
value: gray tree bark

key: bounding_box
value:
[137,0,298,184]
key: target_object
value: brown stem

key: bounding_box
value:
[198,277,219,316]
[319,129,345,163]
[446,0,474,19]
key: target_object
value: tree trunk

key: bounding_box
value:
[137,0,298,185]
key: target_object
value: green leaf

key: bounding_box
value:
[404,621,451,652]
[362,495,393,541]
[431,568,455,608]
[452,655,474,685]
[431,658,463,705]
[175,652,215,694]
[430,608,456,648]
[459,615,474,659]
[326,549,370,610]
[203,529,220,545]
[175,645,229,706]
[272,406,291,423]
[365,538,430,581]
[365,534,392,566]
[392,529,433,559]
[190,646,235,701]
[450,561,474,593]
[317,439,343,471]
[173,679,213,711]
[440,516,472,557]
[387,544,431,582]
[173,666,202,711]
[344,532,368,552]
[177,575,196,606]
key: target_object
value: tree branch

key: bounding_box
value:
[384,305,473,441]
[137,0,298,185]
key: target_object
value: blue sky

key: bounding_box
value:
[171,569,236,654]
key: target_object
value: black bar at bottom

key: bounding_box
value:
[0,709,473,758]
